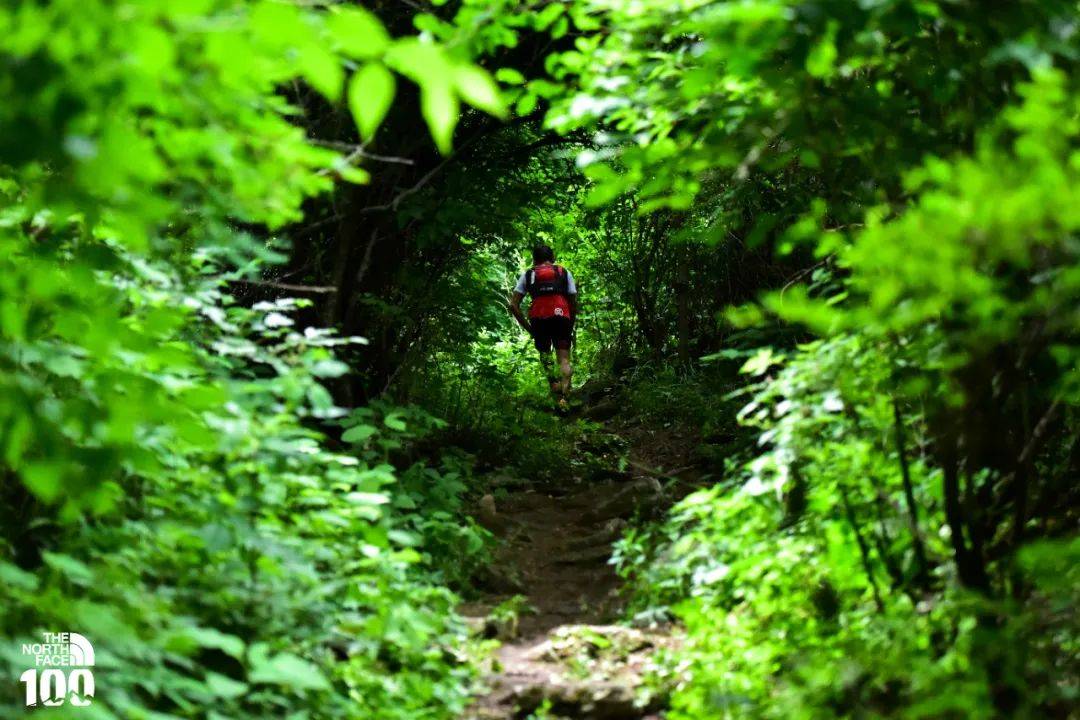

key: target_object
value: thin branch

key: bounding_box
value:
[840,482,885,612]
[1006,397,1062,547]
[779,256,833,301]
[354,229,380,290]
[893,397,930,587]
[1017,398,1062,467]
[358,126,490,215]
[309,139,415,165]
[231,279,337,294]
[291,214,343,239]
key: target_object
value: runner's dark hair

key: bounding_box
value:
[532,244,555,264]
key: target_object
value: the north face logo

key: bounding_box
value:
[19,632,95,707]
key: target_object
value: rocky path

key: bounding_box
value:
[461,414,683,719]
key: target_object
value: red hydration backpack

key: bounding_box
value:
[525,263,572,319]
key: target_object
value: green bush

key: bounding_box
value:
[616,74,1080,716]
[0,253,478,719]
[618,332,1077,717]
[0,2,505,717]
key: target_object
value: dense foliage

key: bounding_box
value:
[0,2,502,717]
[2,0,1078,718]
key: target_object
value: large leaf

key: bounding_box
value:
[42,551,94,585]
[206,673,248,700]
[349,63,396,141]
[342,424,378,443]
[421,83,459,155]
[164,626,245,659]
[326,6,390,59]
[454,64,507,118]
[299,43,344,101]
[384,39,449,85]
[249,651,331,691]
[0,561,38,591]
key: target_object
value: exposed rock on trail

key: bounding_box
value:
[482,625,676,720]
[461,408,682,719]
[465,619,677,720]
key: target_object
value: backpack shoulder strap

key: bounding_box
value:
[554,265,569,294]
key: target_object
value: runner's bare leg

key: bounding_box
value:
[539,352,559,395]
[556,348,572,397]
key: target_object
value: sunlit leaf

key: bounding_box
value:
[326,6,390,58]
[454,64,507,118]
[420,83,459,155]
[349,63,396,141]
[249,652,331,691]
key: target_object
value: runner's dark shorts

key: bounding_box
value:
[531,316,573,352]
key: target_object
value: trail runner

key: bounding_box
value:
[509,244,578,410]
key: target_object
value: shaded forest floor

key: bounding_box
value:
[460,388,705,719]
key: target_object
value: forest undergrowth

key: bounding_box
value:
[3,1,1079,719]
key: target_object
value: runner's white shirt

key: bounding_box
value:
[513,267,578,295]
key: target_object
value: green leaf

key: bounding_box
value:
[249,652,331,691]
[206,672,248,700]
[388,529,420,546]
[383,39,460,151]
[310,358,351,378]
[44,353,85,377]
[349,63,396,141]
[326,6,390,59]
[299,43,345,101]
[163,626,246,659]
[337,165,371,184]
[383,413,407,432]
[806,22,839,79]
[420,83,459,155]
[0,561,39,591]
[551,15,569,39]
[346,491,390,505]
[187,627,246,659]
[740,348,782,376]
[515,93,539,116]
[342,424,377,443]
[42,552,94,585]
[22,461,63,502]
[535,3,565,31]
[495,67,525,85]
[454,64,507,118]
[384,39,448,85]
[249,1,305,48]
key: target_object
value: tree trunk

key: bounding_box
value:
[941,434,990,592]
[675,245,691,365]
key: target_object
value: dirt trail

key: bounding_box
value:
[481,487,622,633]
[461,412,684,719]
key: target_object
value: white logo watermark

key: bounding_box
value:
[19,632,95,707]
